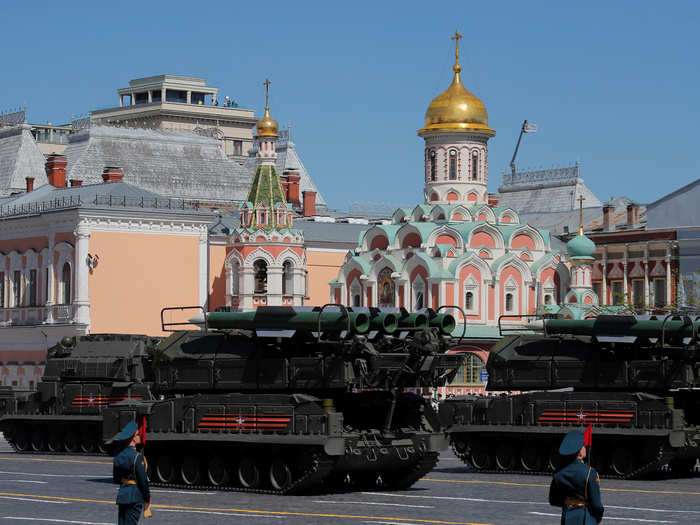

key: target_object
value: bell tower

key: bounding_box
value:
[418,31,495,205]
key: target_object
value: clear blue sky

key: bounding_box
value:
[3,1,699,211]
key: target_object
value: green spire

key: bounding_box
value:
[245,164,287,229]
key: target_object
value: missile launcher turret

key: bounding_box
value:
[440,314,700,478]
[101,305,463,494]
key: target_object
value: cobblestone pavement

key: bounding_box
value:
[0,437,698,525]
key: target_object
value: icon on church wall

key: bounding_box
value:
[378,267,395,307]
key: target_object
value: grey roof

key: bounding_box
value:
[497,177,602,213]
[0,124,48,196]
[244,129,327,208]
[64,126,251,203]
[0,180,215,219]
[646,178,700,229]
[518,197,645,236]
[295,219,368,246]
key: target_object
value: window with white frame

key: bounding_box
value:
[471,150,479,180]
[350,280,362,307]
[413,275,426,311]
[464,276,478,314]
[29,269,37,307]
[449,150,457,180]
[0,272,4,307]
[230,260,240,296]
[429,150,436,182]
[282,260,294,295]
[631,280,644,307]
[653,278,665,307]
[253,259,268,294]
[449,353,485,385]
[504,276,518,314]
[12,271,21,307]
[61,263,72,305]
[611,281,624,305]
[543,278,556,306]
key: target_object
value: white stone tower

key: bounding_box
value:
[417,31,496,205]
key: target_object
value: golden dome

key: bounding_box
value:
[418,33,495,137]
[257,106,279,137]
[256,78,279,138]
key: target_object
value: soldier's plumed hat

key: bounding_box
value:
[117,421,138,441]
[559,429,585,456]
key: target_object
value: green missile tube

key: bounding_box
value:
[544,318,700,339]
[206,309,371,334]
[428,313,457,335]
[397,312,429,329]
[368,312,399,334]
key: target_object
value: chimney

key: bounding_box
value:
[602,202,615,231]
[280,174,290,201]
[70,179,83,187]
[102,166,124,183]
[25,177,34,192]
[286,170,301,208]
[46,154,67,188]
[487,193,499,207]
[626,202,640,228]
[302,190,317,217]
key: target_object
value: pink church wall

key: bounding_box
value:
[436,234,457,246]
[402,233,422,249]
[89,232,200,336]
[488,284,495,320]
[470,232,495,248]
[446,192,459,201]
[306,249,346,307]
[208,245,228,311]
[511,234,535,250]
[369,235,389,251]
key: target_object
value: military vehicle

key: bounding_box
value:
[0,334,158,454]
[102,305,463,494]
[439,314,700,478]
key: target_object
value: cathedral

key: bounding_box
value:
[330,32,597,335]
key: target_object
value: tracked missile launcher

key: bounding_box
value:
[440,314,700,478]
[102,305,463,494]
[0,334,158,454]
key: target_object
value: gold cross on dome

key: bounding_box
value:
[577,195,585,236]
[263,79,271,108]
[451,30,464,61]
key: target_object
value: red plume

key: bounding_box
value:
[139,416,147,446]
[584,423,592,447]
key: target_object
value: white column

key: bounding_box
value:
[266,266,283,306]
[130,91,135,106]
[186,91,192,104]
[45,234,55,323]
[239,268,255,311]
[665,244,672,305]
[161,87,166,102]
[119,95,123,108]
[148,91,153,103]
[601,248,607,306]
[493,279,500,322]
[73,226,90,327]
[643,243,650,307]
[623,244,629,304]
[198,233,208,309]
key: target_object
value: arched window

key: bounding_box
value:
[429,150,436,182]
[253,259,268,294]
[471,150,479,180]
[505,293,514,312]
[230,260,240,296]
[449,150,457,180]
[544,294,552,305]
[449,353,485,385]
[413,275,426,310]
[61,262,71,305]
[465,291,474,311]
[282,261,293,295]
[350,280,362,307]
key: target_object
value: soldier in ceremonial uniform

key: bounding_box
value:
[549,430,604,524]
[113,421,151,524]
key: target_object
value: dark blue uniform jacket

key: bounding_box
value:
[549,458,604,525]
[113,446,150,505]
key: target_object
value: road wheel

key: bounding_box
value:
[80,433,97,453]
[180,456,201,485]
[269,460,293,491]
[611,447,635,477]
[207,456,230,487]
[238,457,261,489]
[155,455,177,483]
[495,443,516,471]
[669,458,697,477]
[520,445,542,472]
[547,445,564,472]
[14,427,30,452]
[470,442,492,470]
[47,431,63,452]
[31,429,46,451]
[64,431,80,453]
